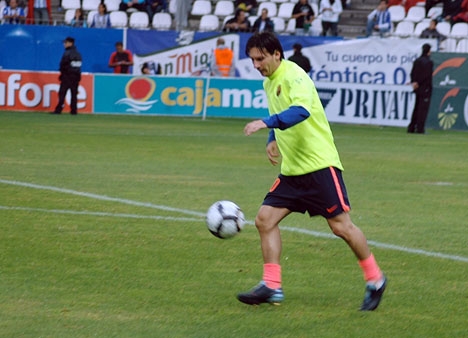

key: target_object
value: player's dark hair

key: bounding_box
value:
[245,32,284,60]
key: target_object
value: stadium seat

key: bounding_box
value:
[104,0,121,12]
[310,2,318,17]
[87,10,97,26]
[309,16,321,36]
[129,11,149,29]
[413,20,430,37]
[109,10,128,28]
[64,9,76,24]
[440,38,457,52]
[436,21,451,36]
[198,14,219,31]
[427,6,443,20]
[222,15,234,28]
[456,38,468,53]
[388,5,406,23]
[214,0,234,17]
[190,0,212,16]
[277,2,295,19]
[285,18,296,34]
[403,6,425,23]
[61,0,81,10]
[258,2,278,17]
[152,12,172,30]
[168,0,176,15]
[393,20,414,37]
[450,22,468,40]
[248,16,258,27]
[271,16,285,33]
[82,0,100,12]
[271,0,288,3]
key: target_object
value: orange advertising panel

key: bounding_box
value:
[0,70,93,113]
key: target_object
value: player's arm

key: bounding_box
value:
[262,105,310,130]
[244,106,309,136]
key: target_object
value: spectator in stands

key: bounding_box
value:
[27,0,51,25]
[420,19,447,42]
[141,61,162,75]
[119,0,146,12]
[453,0,468,23]
[288,43,311,74]
[146,0,166,21]
[223,9,251,32]
[212,38,235,77]
[175,0,190,31]
[90,3,111,28]
[320,0,343,36]
[252,8,274,33]
[407,43,433,134]
[366,0,391,37]
[234,0,258,16]
[109,42,134,74]
[291,0,315,36]
[2,0,26,24]
[70,8,87,27]
[441,0,463,23]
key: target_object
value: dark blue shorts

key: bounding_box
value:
[262,167,351,219]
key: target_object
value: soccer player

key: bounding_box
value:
[238,32,387,311]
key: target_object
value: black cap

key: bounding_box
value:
[292,43,302,51]
[64,36,75,43]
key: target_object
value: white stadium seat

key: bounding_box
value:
[129,11,149,29]
[152,12,172,30]
[109,11,128,28]
[258,2,278,17]
[393,21,414,37]
[388,5,405,23]
[198,14,219,31]
[190,0,212,16]
[403,6,425,23]
[214,0,234,17]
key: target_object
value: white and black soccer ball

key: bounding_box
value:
[206,200,245,239]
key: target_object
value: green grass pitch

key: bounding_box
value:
[1,111,467,337]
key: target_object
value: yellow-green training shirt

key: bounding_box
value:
[263,60,343,176]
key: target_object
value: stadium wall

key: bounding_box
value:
[0,25,467,130]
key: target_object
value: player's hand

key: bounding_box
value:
[244,120,267,136]
[266,141,279,166]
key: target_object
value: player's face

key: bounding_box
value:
[248,47,282,77]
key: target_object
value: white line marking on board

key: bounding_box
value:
[1,178,468,263]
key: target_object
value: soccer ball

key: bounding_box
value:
[206,200,245,239]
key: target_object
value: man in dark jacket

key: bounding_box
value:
[408,43,433,134]
[52,36,82,115]
[287,43,311,74]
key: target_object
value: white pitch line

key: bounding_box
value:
[1,178,468,263]
[0,205,203,222]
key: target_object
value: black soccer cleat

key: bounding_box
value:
[360,275,387,311]
[237,281,284,305]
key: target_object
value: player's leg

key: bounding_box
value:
[327,213,387,311]
[237,205,290,305]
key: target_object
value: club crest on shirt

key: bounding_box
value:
[276,85,281,96]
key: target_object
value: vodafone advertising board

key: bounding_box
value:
[0,70,93,113]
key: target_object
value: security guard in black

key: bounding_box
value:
[52,36,82,115]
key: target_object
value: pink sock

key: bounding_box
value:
[263,263,282,289]
[358,253,383,282]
